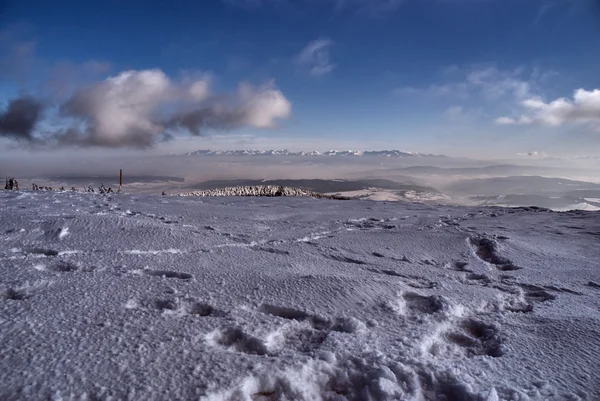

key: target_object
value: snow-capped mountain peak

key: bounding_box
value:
[183,149,445,157]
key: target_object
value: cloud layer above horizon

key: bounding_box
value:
[496,89,600,130]
[2,0,600,158]
[0,69,292,148]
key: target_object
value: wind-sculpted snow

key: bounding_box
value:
[1,191,600,400]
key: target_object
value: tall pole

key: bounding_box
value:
[119,169,123,192]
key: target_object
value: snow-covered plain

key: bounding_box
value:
[1,190,599,401]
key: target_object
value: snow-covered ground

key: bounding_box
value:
[1,190,599,400]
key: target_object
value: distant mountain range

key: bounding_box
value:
[182,149,446,157]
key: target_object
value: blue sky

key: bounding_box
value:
[1,0,599,158]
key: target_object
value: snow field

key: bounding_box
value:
[1,191,599,400]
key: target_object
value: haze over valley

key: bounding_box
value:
[4,149,600,211]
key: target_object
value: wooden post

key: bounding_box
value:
[119,169,123,192]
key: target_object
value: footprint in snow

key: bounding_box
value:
[381,291,447,318]
[283,328,329,353]
[491,282,556,313]
[405,277,439,290]
[403,292,445,315]
[209,327,269,356]
[465,273,492,285]
[148,297,224,317]
[256,303,365,354]
[520,284,557,303]
[451,261,472,272]
[431,318,504,358]
[469,235,522,271]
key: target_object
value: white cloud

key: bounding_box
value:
[465,66,532,100]
[395,65,537,102]
[495,116,516,125]
[237,81,292,128]
[296,39,334,77]
[0,68,292,148]
[395,64,559,125]
[188,80,211,102]
[64,69,174,146]
[444,105,485,122]
[496,88,600,129]
[494,116,532,125]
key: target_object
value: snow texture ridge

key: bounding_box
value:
[0,190,599,400]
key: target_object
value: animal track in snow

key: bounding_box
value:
[441,318,504,358]
[469,236,522,271]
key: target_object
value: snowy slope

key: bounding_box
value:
[1,191,599,401]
